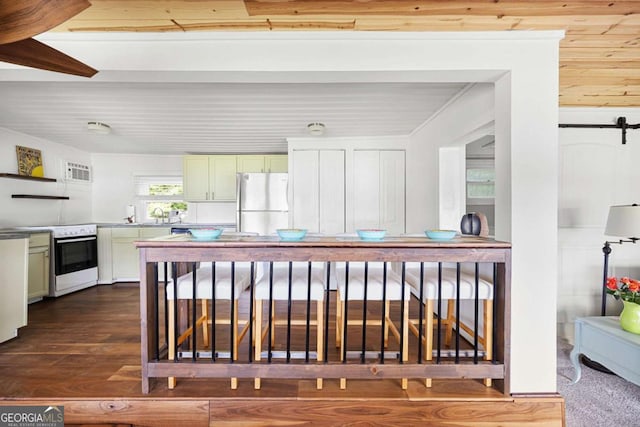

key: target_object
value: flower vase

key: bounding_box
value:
[619,301,640,335]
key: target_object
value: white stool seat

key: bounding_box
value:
[404,266,493,301]
[166,263,252,301]
[255,262,325,301]
[336,262,411,301]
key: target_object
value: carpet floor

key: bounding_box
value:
[557,338,640,427]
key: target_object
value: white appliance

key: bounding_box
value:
[236,173,289,235]
[51,224,98,297]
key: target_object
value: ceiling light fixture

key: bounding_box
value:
[307,122,325,136]
[87,121,111,135]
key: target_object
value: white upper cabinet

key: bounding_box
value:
[353,150,405,234]
[288,137,407,236]
[183,155,210,201]
[264,155,288,173]
[209,155,238,201]
[237,154,288,173]
[185,154,286,202]
[237,155,266,173]
[183,155,237,201]
[291,150,345,233]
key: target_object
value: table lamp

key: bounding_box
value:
[601,204,640,315]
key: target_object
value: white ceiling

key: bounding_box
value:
[0,80,466,154]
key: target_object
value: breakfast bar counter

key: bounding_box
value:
[135,234,511,395]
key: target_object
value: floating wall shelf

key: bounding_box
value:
[12,194,69,200]
[0,173,57,183]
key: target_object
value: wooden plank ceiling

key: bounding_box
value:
[53,0,640,107]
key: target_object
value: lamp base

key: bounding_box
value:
[580,355,615,375]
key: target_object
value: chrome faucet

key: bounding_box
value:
[152,207,165,224]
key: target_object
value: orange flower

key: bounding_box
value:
[629,280,640,292]
[606,277,618,290]
[621,277,631,285]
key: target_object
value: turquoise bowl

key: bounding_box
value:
[277,228,307,241]
[425,229,457,240]
[357,229,386,241]
[189,228,223,240]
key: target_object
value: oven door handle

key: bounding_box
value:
[56,236,97,243]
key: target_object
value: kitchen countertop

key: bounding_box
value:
[0,232,30,240]
[97,222,236,229]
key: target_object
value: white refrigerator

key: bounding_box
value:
[236,173,289,235]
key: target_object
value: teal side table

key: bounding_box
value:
[570,316,640,387]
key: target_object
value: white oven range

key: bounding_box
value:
[50,224,98,297]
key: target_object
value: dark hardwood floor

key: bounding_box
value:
[0,284,564,426]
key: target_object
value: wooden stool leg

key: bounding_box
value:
[384,300,390,348]
[483,299,494,387]
[335,292,342,348]
[271,300,276,346]
[168,299,177,389]
[254,299,262,390]
[425,299,434,388]
[339,295,346,389]
[401,299,409,390]
[445,300,455,347]
[231,299,239,390]
[201,299,209,347]
[317,300,324,390]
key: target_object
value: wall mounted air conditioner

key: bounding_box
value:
[65,162,91,182]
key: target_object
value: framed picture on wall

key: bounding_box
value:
[16,145,44,177]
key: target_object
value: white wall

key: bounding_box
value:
[0,127,92,227]
[1,31,563,393]
[408,84,495,233]
[91,153,236,224]
[558,107,640,341]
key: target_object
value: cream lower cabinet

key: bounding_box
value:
[111,228,140,281]
[0,236,28,343]
[183,155,237,201]
[291,149,345,233]
[27,233,50,301]
[352,150,405,234]
[97,227,113,284]
[110,227,171,282]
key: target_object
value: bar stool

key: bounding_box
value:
[166,261,253,390]
[335,261,411,389]
[253,261,327,390]
[404,262,494,387]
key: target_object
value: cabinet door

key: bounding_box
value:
[237,155,265,173]
[379,150,405,234]
[97,228,113,284]
[183,156,210,201]
[111,228,140,281]
[319,150,345,233]
[265,155,288,172]
[353,150,381,230]
[292,150,319,231]
[209,155,237,201]
[0,238,28,343]
[352,150,405,234]
[28,248,49,300]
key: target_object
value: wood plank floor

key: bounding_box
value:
[0,284,565,426]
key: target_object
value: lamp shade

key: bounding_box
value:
[605,204,640,239]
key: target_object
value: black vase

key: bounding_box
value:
[460,213,481,236]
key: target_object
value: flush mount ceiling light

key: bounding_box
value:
[307,122,325,136]
[87,121,111,135]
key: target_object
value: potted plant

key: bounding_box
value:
[606,277,640,334]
